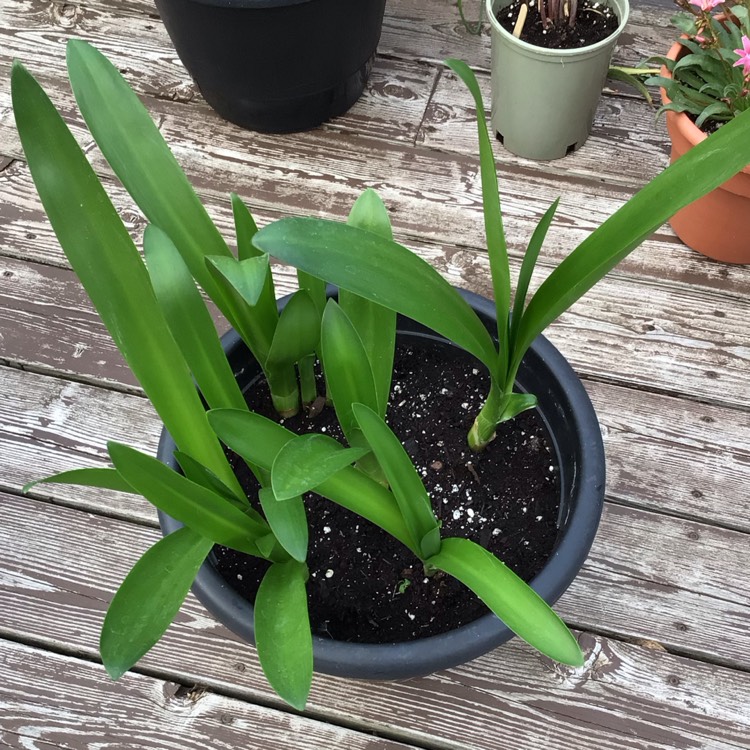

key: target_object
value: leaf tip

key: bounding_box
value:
[21,479,39,494]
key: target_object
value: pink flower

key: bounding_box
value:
[734,35,750,76]
[688,0,722,9]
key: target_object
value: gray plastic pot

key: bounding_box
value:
[485,0,629,160]
[158,288,605,680]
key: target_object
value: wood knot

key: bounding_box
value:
[51,2,83,29]
[163,681,206,708]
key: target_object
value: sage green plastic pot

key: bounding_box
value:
[485,0,629,160]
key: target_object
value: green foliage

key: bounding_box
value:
[144,225,247,412]
[208,409,416,554]
[341,189,397,415]
[266,290,320,368]
[428,538,583,666]
[17,38,750,713]
[271,434,368,501]
[254,561,313,710]
[644,2,750,127]
[352,404,441,559]
[258,488,308,563]
[100,527,214,680]
[64,39,299,416]
[10,59,241,494]
[108,442,272,558]
[320,300,379,448]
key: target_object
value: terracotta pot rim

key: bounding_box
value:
[660,39,710,148]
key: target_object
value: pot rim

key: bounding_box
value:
[173,0,316,9]
[158,287,605,679]
[485,0,630,59]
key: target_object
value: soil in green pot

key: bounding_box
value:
[215,336,561,643]
[496,0,619,49]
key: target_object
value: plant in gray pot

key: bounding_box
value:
[153,0,387,133]
[14,42,750,710]
[486,0,630,159]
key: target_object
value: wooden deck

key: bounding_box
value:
[2,0,750,747]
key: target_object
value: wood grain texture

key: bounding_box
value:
[2,0,749,746]
[3,355,749,531]
[3,465,750,670]
[0,640,415,750]
[0,365,159,523]
[1,494,749,750]
[3,73,749,300]
[418,66,671,185]
[2,222,749,414]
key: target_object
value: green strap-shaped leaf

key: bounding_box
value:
[108,442,270,557]
[266,290,320,367]
[253,219,498,374]
[352,403,440,559]
[65,41,298,416]
[254,560,313,710]
[206,255,272,310]
[101,526,214,679]
[295,271,326,405]
[23,467,136,495]
[144,225,246,411]
[205,254,298,415]
[513,104,750,375]
[498,393,538,422]
[207,409,415,554]
[607,67,655,105]
[232,194,283,347]
[321,300,379,445]
[428,537,583,666]
[66,40,233,294]
[258,488,308,563]
[297,270,327,318]
[271,433,368,501]
[445,59,510,379]
[231,193,261,261]
[173,450,250,511]
[341,189,397,416]
[10,61,239,495]
[508,200,559,368]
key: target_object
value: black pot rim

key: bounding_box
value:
[178,0,319,8]
[158,287,605,679]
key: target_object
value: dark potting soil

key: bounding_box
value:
[496,0,619,50]
[214,336,561,644]
[687,111,722,135]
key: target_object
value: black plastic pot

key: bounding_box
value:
[158,288,605,679]
[153,0,387,133]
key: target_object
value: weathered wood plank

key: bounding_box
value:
[0,0,438,147]
[4,347,749,533]
[0,366,160,523]
[4,71,750,302]
[597,385,750,532]
[2,223,749,413]
[0,640,416,750]
[1,493,749,749]
[418,66,670,185]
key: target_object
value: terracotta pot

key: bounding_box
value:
[661,40,750,263]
